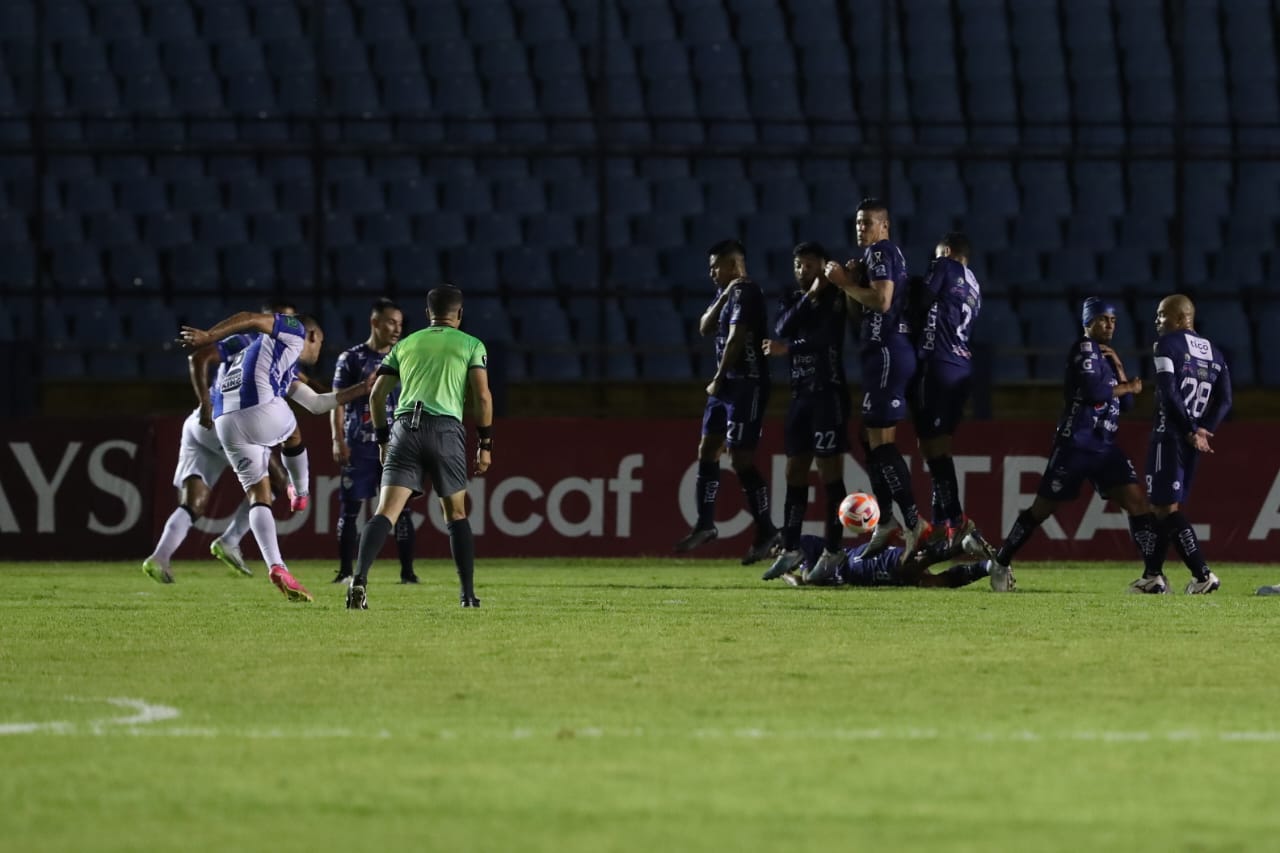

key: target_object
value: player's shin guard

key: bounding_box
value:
[1128,512,1167,578]
[1165,511,1210,580]
[782,485,807,550]
[152,505,196,563]
[996,509,1040,566]
[739,466,775,536]
[824,480,846,551]
[354,513,393,586]
[926,455,961,526]
[447,518,476,600]
[221,499,252,546]
[395,510,415,574]
[281,444,310,497]
[695,461,720,529]
[248,503,284,568]
[337,510,359,575]
[869,444,919,530]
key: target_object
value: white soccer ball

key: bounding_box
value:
[838,492,880,535]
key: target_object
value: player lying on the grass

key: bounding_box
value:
[175,311,370,598]
[773,530,995,589]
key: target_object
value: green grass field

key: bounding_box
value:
[4,559,1280,853]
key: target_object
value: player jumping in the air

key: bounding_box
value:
[981,298,1169,592]
[1130,294,1230,595]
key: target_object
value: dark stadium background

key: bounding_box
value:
[1,0,1278,422]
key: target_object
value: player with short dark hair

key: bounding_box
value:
[346,284,493,610]
[981,298,1168,592]
[911,232,982,546]
[330,298,419,585]
[780,528,996,589]
[674,239,780,564]
[824,198,926,557]
[760,242,854,581]
[1129,294,1230,595]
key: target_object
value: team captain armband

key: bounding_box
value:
[375,425,391,444]
[1153,356,1175,374]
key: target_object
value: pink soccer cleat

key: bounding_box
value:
[269,564,313,602]
[286,484,309,512]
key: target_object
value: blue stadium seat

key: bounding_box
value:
[1047,248,1099,287]
[330,176,384,215]
[627,6,678,45]
[1195,301,1255,385]
[633,214,685,251]
[1064,216,1116,252]
[988,249,1042,290]
[202,3,252,38]
[108,246,161,291]
[0,243,35,290]
[488,74,546,143]
[387,178,437,214]
[126,300,178,344]
[628,302,692,380]
[138,213,190,252]
[567,298,635,379]
[196,211,249,247]
[221,244,274,291]
[525,212,577,249]
[385,245,442,290]
[171,295,227,327]
[275,245,314,287]
[1010,210,1063,251]
[41,211,82,246]
[323,212,358,247]
[691,42,743,79]
[360,2,412,40]
[51,244,105,289]
[251,212,302,248]
[498,246,553,290]
[56,37,108,75]
[471,212,523,248]
[750,77,806,144]
[706,179,756,215]
[444,246,498,285]
[743,214,793,255]
[87,211,137,247]
[653,177,704,216]
[646,75,703,144]
[226,178,275,213]
[46,0,91,38]
[963,211,1011,255]
[732,2,786,45]
[275,177,313,214]
[383,72,432,114]
[493,177,545,215]
[1022,297,1079,379]
[332,245,386,291]
[553,247,600,290]
[1257,299,1280,386]
[255,2,304,39]
[640,41,688,77]
[358,212,411,247]
[413,211,467,247]
[1212,250,1265,287]
[464,0,518,43]
[547,178,597,216]
[966,74,1019,145]
[518,0,572,42]
[607,247,663,293]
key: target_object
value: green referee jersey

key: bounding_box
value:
[382,325,487,422]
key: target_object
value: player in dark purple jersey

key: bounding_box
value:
[330,298,419,585]
[982,298,1168,592]
[759,242,855,582]
[911,233,981,546]
[778,528,996,589]
[1128,295,1230,595]
[824,199,926,558]
[675,239,780,564]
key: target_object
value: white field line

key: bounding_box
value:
[4,702,1280,745]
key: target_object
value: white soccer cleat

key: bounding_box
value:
[1256,584,1280,596]
[901,517,930,557]
[1127,574,1169,594]
[987,559,1016,592]
[961,530,999,561]
[862,517,901,557]
[803,549,844,585]
[1184,572,1220,595]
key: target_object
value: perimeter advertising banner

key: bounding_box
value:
[1,416,1279,562]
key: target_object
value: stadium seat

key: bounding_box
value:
[332,245,386,291]
[387,245,443,290]
[413,211,468,248]
[358,212,412,247]
[629,303,693,380]
[1257,300,1280,386]
[107,245,162,292]
[1022,297,1079,380]
[223,244,276,291]
[1195,301,1255,386]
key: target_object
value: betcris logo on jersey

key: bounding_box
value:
[221,368,243,392]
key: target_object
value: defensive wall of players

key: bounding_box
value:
[2,415,1279,562]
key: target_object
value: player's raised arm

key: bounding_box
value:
[178,311,276,349]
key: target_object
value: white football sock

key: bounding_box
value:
[249,504,284,569]
[152,506,193,564]
[219,499,252,546]
[282,448,310,496]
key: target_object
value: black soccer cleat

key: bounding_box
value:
[399,573,420,584]
[742,530,782,566]
[674,525,718,553]
[346,584,368,610]
[460,595,481,608]
[332,569,352,584]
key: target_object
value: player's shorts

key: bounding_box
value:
[173,409,229,488]
[339,444,383,504]
[910,363,972,440]
[859,340,917,428]
[214,396,299,491]
[382,414,468,498]
[1145,435,1200,506]
[784,387,850,458]
[1036,442,1138,502]
[702,379,769,451]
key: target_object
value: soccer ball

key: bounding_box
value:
[838,492,880,535]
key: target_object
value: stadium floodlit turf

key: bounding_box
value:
[4,559,1280,852]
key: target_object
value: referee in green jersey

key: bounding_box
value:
[347,285,494,610]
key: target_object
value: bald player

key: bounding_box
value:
[1130,294,1231,595]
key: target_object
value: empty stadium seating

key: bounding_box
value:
[0,0,1275,387]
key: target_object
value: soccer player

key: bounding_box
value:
[674,239,780,564]
[980,298,1168,592]
[911,232,983,545]
[179,310,364,601]
[330,298,419,586]
[824,198,927,557]
[346,285,494,611]
[1130,294,1230,595]
[780,529,996,589]
[760,242,854,582]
